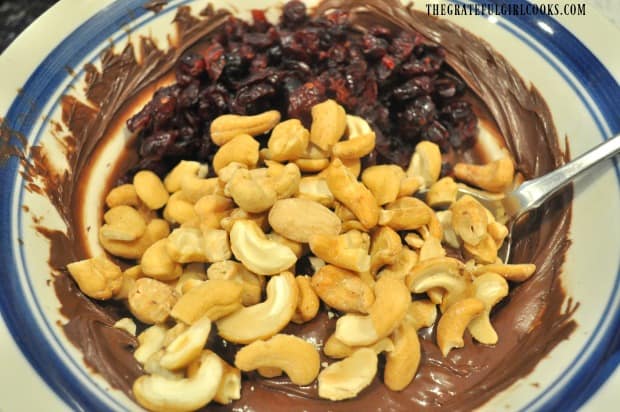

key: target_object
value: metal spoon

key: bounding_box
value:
[451,134,620,263]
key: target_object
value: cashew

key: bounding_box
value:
[213,134,260,174]
[265,119,309,161]
[384,320,420,391]
[174,263,207,295]
[235,334,320,385]
[436,210,460,248]
[317,348,378,401]
[143,350,184,381]
[268,198,341,243]
[99,205,147,241]
[194,194,233,230]
[294,157,331,173]
[406,299,438,330]
[361,165,405,206]
[426,177,458,208]
[453,150,514,193]
[369,226,402,274]
[181,177,221,203]
[216,272,298,344]
[141,239,183,281]
[379,197,432,231]
[419,237,446,262]
[311,265,375,314]
[436,297,485,356]
[171,279,243,324]
[220,208,268,233]
[163,191,197,225]
[291,275,320,324]
[331,130,375,159]
[225,168,277,214]
[160,315,212,370]
[488,221,509,248]
[166,228,208,263]
[398,175,423,198]
[212,358,242,405]
[210,110,281,146]
[463,234,498,264]
[230,220,297,275]
[309,232,371,273]
[323,335,394,359]
[406,141,442,188]
[326,158,380,229]
[404,232,425,249]
[113,317,137,336]
[202,229,231,263]
[164,160,208,193]
[471,263,536,282]
[133,170,169,210]
[100,218,169,260]
[266,232,305,258]
[450,195,489,246]
[335,276,410,346]
[310,99,347,150]
[267,161,301,199]
[467,272,509,345]
[134,324,168,364]
[66,255,122,300]
[297,176,334,207]
[133,350,223,412]
[206,260,264,306]
[340,157,362,178]
[128,277,179,324]
[377,247,418,280]
[408,266,469,312]
[105,183,139,208]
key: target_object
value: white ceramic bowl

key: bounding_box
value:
[0,0,618,410]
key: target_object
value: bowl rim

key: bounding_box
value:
[0,0,619,411]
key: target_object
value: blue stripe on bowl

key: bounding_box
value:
[0,0,618,410]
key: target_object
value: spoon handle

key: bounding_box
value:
[512,134,620,214]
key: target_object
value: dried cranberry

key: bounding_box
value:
[139,130,178,159]
[287,81,326,121]
[362,34,388,59]
[282,0,307,26]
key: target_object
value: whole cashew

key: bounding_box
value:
[436,297,484,356]
[160,315,212,370]
[235,334,320,386]
[216,271,299,344]
[467,272,509,345]
[133,350,223,412]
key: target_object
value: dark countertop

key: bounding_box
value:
[0,0,59,54]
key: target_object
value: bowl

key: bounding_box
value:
[0,0,618,410]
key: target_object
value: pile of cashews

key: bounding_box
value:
[66,99,537,410]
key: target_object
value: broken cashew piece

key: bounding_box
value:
[235,334,320,386]
[160,316,212,370]
[326,158,380,229]
[128,278,179,325]
[216,271,298,344]
[171,279,243,324]
[100,205,146,241]
[453,150,515,193]
[133,350,223,412]
[467,272,509,345]
[229,219,297,275]
[436,297,485,356]
[66,254,122,300]
[318,348,378,401]
[323,335,394,359]
[406,141,442,188]
[310,99,347,151]
[309,232,371,273]
[134,324,168,365]
[335,276,410,346]
[450,195,489,246]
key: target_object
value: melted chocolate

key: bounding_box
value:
[21,1,575,410]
